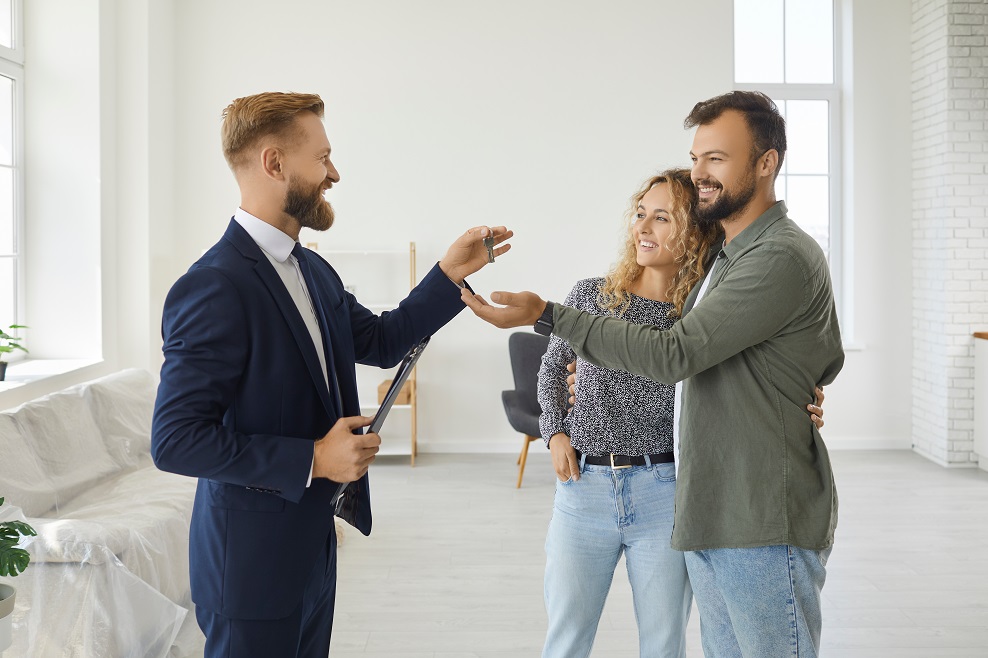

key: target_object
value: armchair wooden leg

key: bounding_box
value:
[517,434,537,488]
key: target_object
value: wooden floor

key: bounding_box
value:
[329,450,988,657]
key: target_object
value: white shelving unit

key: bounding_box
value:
[313,242,420,465]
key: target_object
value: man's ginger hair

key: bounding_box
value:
[221,92,325,171]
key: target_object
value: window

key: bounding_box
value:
[0,0,21,338]
[734,0,841,280]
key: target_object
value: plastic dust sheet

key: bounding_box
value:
[0,369,203,657]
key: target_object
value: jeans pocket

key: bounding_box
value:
[651,462,677,482]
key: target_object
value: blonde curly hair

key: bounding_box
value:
[598,168,720,317]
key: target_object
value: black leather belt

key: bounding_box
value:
[577,450,675,469]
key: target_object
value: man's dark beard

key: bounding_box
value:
[284,175,334,231]
[694,169,757,227]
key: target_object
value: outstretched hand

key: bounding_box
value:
[460,289,547,329]
[438,226,513,284]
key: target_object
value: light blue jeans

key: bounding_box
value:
[684,544,832,658]
[543,459,692,658]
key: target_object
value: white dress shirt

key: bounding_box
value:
[234,208,325,486]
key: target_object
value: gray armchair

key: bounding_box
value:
[501,332,550,487]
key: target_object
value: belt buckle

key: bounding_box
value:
[609,453,631,470]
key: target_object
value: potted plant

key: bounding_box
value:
[0,325,27,382]
[0,496,36,652]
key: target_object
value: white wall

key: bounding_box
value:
[164,0,734,452]
[0,0,115,409]
[110,0,178,371]
[157,0,917,453]
[819,0,914,450]
[0,0,176,410]
[6,0,919,457]
[909,0,988,466]
[23,0,103,360]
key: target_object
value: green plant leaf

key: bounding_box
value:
[0,546,30,577]
[1,521,36,537]
[0,497,37,577]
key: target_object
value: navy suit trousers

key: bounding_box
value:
[196,529,338,658]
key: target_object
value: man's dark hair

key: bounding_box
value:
[684,91,786,177]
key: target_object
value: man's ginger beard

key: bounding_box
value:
[284,174,335,231]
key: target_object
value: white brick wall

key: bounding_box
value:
[912,0,988,465]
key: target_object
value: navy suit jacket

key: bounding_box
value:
[151,219,465,619]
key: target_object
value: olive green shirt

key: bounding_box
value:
[553,201,844,551]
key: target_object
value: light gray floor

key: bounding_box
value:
[329,450,988,657]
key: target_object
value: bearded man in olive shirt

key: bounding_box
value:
[463,91,844,657]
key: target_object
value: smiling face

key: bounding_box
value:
[280,111,340,232]
[689,109,759,227]
[633,182,680,271]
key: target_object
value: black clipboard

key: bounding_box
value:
[368,336,430,434]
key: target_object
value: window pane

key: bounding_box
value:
[775,174,787,201]
[785,175,830,255]
[0,0,10,49]
[785,100,829,174]
[0,257,14,324]
[734,0,784,83]
[784,0,833,83]
[0,167,12,254]
[774,99,788,174]
[0,75,10,166]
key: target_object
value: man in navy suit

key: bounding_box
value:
[151,91,511,658]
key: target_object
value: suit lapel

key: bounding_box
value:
[304,273,348,417]
[305,259,358,417]
[254,260,338,417]
[223,221,337,418]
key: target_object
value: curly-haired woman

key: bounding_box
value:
[537,167,714,657]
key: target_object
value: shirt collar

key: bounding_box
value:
[233,208,297,263]
[721,200,788,260]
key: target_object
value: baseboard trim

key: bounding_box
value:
[418,436,915,454]
[417,440,551,455]
[910,447,980,469]
[824,436,911,451]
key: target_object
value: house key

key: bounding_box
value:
[483,234,496,264]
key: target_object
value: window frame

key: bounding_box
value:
[0,0,23,64]
[0,0,24,352]
[733,0,845,326]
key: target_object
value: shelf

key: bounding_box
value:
[378,443,417,456]
[327,242,419,465]
[317,249,408,256]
